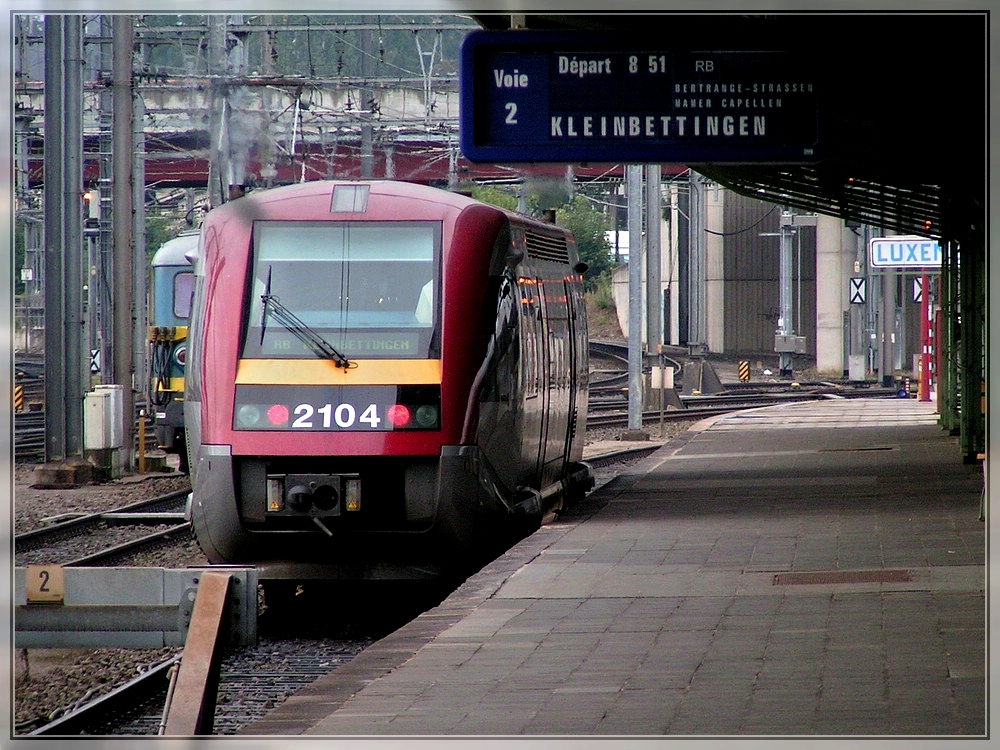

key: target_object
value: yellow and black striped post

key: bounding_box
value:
[14,385,23,412]
[738,361,750,382]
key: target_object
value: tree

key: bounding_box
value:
[470,184,518,211]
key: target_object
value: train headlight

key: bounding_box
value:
[236,404,262,428]
[387,404,412,428]
[174,345,186,366]
[414,405,438,428]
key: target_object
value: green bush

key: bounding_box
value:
[589,276,615,310]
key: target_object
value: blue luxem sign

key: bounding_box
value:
[869,237,942,268]
[459,30,821,164]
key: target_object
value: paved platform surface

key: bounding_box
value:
[242,397,988,740]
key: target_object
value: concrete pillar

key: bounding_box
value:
[687,176,705,348]
[704,183,725,353]
[667,182,681,345]
[881,267,897,386]
[645,167,662,351]
[815,214,847,373]
[626,164,644,435]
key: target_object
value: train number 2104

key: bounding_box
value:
[292,403,381,429]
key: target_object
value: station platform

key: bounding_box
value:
[242,397,988,740]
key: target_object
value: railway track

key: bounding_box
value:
[589,340,683,392]
[15,490,190,567]
[24,577,438,737]
[25,654,183,736]
[586,390,830,430]
[27,638,371,736]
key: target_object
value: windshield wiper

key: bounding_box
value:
[260,286,352,370]
[259,266,273,345]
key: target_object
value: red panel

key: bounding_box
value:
[199,210,251,444]
[227,429,443,457]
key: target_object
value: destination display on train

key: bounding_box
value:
[459,30,821,164]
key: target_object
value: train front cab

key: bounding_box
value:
[147,232,197,474]
[185,182,592,580]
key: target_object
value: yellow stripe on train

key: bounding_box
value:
[236,358,442,385]
[153,377,185,393]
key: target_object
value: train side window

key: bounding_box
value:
[186,273,204,400]
[173,271,194,319]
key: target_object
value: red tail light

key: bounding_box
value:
[266,403,290,426]
[387,404,411,427]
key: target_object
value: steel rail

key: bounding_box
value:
[61,522,194,567]
[27,655,180,736]
[585,444,664,468]
[15,490,189,555]
[585,397,820,429]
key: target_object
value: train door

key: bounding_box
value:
[561,277,581,463]
[534,278,551,479]
[537,276,571,487]
[517,275,544,488]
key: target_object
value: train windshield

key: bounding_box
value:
[242,220,440,360]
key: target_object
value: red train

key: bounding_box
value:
[185,180,594,579]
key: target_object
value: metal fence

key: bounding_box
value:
[14,396,159,463]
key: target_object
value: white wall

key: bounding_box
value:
[610,216,671,343]
[705,185,725,353]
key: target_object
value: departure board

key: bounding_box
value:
[459,30,821,164]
